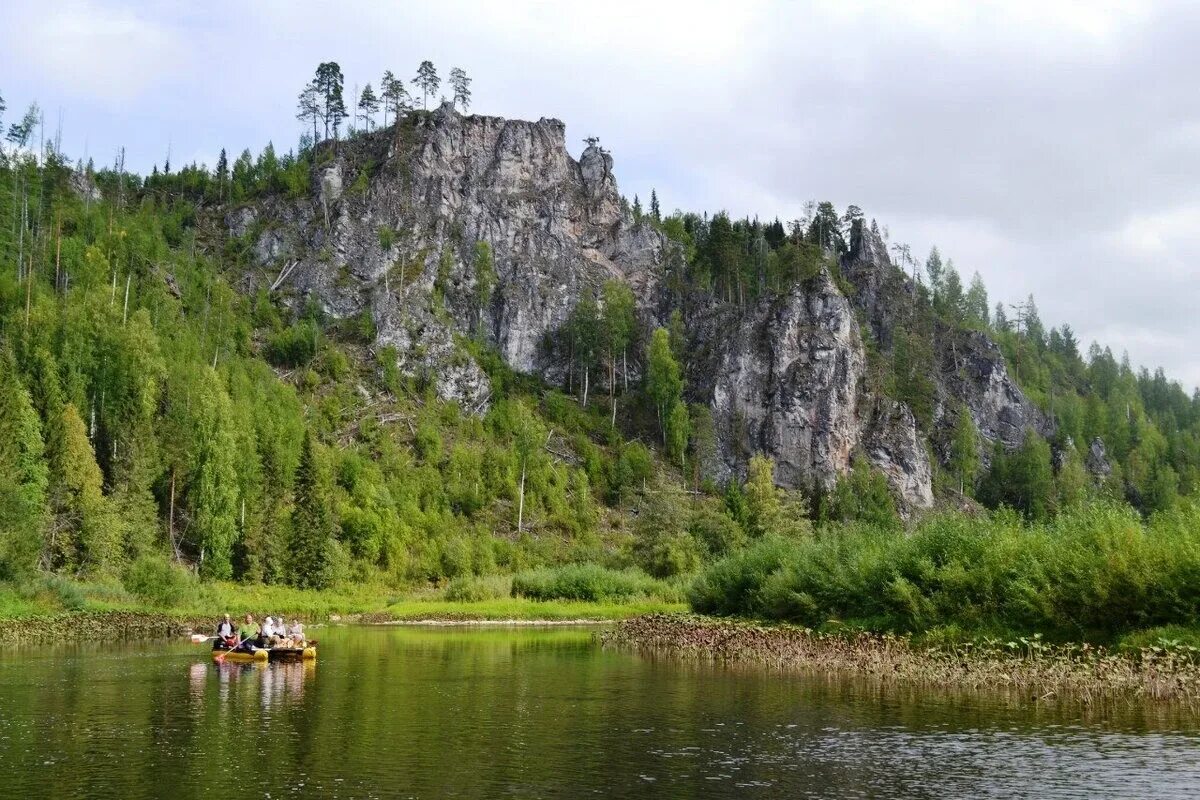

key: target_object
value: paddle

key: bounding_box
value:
[214,636,248,663]
[190,634,217,643]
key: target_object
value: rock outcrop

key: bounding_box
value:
[231,107,1055,513]
[842,220,1049,457]
[238,103,663,407]
[691,270,933,509]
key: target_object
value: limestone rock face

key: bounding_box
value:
[695,271,933,509]
[842,220,1049,454]
[236,104,663,406]
[708,273,864,491]
[1087,437,1113,477]
[230,109,1053,514]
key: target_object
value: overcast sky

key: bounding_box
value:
[4,1,1199,389]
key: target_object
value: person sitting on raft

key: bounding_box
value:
[261,616,280,647]
[215,613,235,645]
[238,614,259,650]
[288,619,305,647]
[274,618,292,648]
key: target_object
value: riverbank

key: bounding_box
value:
[602,614,1200,705]
[0,579,684,646]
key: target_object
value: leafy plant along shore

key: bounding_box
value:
[1,64,1199,649]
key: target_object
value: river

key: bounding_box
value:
[0,624,1197,798]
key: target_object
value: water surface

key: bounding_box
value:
[0,625,1196,798]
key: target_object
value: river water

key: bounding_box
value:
[0,624,1197,799]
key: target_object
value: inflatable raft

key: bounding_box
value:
[211,642,316,663]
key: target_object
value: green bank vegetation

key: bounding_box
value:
[3,68,1200,643]
[690,501,1200,648]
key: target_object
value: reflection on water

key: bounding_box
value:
[0,625,1197,799]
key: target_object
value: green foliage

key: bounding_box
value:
[266,320,320,368]
[690,501,1200,640]
[632,480,702,578]
[444,573,512,602]
[473,241,496,333]
[288,433,339,589]
[979,429,1055,521]
[0,363,48,580]
[824,458,899,528]
[948,405,980,495]
[122,556,197,607]
[512,564,676,603]
[645,328,685,449]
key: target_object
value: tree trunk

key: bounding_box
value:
[517,462,526,533]
[581,366,589,407]
[168,469,177,561]
[610,358,617,427]
[122,273,131,324]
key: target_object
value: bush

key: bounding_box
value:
[122,557,197,608]
[444,574,512,602]
[687,502,1200,641]
[512,564,677,603]
[266,321,319,368]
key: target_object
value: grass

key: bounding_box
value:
[383,597,685,621]
[0,569,683,627]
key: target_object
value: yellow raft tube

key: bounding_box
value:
[211,645,317,663]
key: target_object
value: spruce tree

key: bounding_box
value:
[289,432,336,589]
[0,365,48,579]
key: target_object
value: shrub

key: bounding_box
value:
[266,321,319,367]
[444,574,511,602]
[512,564,676,603]
[122,557,197,608]
[687,502,1200,641]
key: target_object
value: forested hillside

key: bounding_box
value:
[2,65,1199,609]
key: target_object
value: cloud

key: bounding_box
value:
[3,0,1199,388]
[5,1,186,105]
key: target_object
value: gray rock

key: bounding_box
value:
[1087,437,1112,477]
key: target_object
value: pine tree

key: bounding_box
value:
[413,61,440,110]
[296,82,321,144]
[289,432,336,589]
[380,70,410,126]
[649,189,661,222]
[313,62,346,140]
[357,84,380,132]
[448,67,472,111]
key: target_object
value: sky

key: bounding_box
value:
[3,0,1199,389]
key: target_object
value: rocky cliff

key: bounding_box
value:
[233,104,1053,512]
